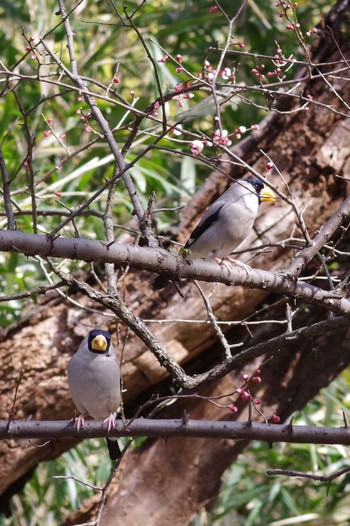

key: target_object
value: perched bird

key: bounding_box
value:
[67,329,122,460]
[183,177,276,261]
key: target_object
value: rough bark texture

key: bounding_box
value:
[1,2,350,524]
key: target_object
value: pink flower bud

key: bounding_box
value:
[240,390,252,401]
[190,140,204,157]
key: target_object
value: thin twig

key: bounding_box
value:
[0,143,15,230]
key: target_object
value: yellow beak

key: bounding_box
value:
[260,186,276,203]
[91,334,108,351]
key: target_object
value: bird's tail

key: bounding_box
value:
[106,437,121,460]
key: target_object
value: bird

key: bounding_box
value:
[67,329,122,461]
[153,177,276,289]
[183,177,276,262]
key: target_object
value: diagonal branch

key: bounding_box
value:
[183,316,349,389]
[58,273,189,387]
[51,0,157,246]
[287,195,350,276]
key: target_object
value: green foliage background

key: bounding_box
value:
[1,1,348,525]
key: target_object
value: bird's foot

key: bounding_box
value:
[74,414,86,431]
[103,413,116,433]
[215,257,251,275]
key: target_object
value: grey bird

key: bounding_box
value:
[67,329,122,460]
[184,177,276,261]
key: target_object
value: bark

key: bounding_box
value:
[1,1,350,523]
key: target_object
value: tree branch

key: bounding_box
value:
[62,275,189,387]
[0,144,15,230]
[182,316,349,389]
[287,195,350,276]
[2,419,350,445]
[51,0,157,246]
[0,229,349,318]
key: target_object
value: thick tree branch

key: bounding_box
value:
[2,419,350,445]
[0,230,349,318]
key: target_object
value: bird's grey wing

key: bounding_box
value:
[185,202,225,248]
[67,354,89,415]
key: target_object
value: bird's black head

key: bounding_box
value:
[87,329,111,354]
[246,177,264,195]
[246,177,276,203]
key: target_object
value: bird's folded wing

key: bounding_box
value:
[185,202,224,248]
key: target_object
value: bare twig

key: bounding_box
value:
[0,143,15,230]
[6,369,24,427]
[51,0,157,246]
[104,164,119,296]
[266,466,350,483]
[287,195,350,276]
[193,280,232,359]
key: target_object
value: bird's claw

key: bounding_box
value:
[215,257,251,275]
[74,414,85,431]
[103,413,116,433]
